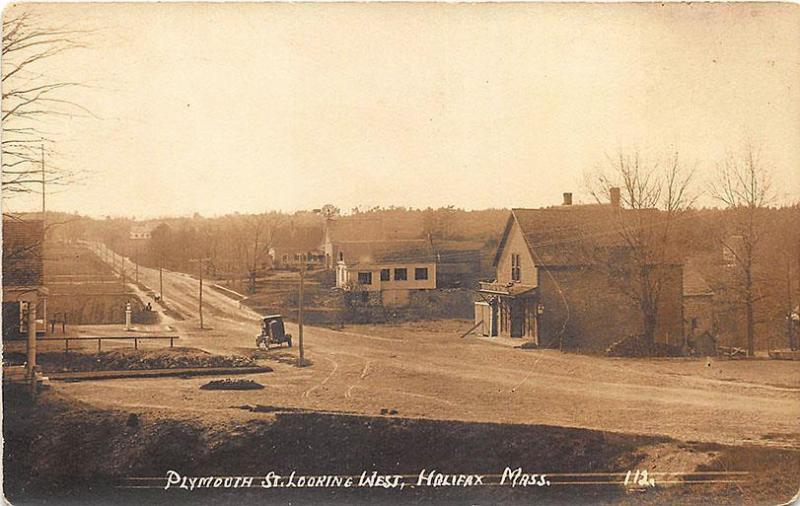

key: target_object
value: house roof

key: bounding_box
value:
[430,239,483,265]
[683,265,714,297]
[130,222,156,233]
[431,239,485,251]
[339,239,435,267]
[494,205,634,266]
[272,223,324,252]
[3,219,44,288]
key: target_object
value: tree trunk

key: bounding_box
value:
[745,295,755,357]
[248,269,256,294]
[642,310,657,347]
[639,268,657,348]
[745,259,755,357]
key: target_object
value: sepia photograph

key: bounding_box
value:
[2,2,799,504]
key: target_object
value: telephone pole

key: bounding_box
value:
[40,143,48,332]
[189,258,210,329]
[159,261,164,302]
[133,243,139,284]
[41,143,46,225]
[788,257,796,351]
[297,254,306,366]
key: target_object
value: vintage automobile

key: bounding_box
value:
[255,314,293,350]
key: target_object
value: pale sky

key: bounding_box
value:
[3,2,800,218]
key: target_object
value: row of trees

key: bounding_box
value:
[91,213,286,294]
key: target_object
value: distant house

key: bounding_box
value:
[269,223,325,269]
[129,223,155,240]
[334,239,436,307]
[2,219,48,341]
[478,191,684,351]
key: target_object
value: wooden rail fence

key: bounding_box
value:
[38,335,180,353]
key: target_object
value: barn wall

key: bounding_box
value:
[537,265,684,352]
[684,295,714,338]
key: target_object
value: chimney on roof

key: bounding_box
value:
[562,192,572,206]
[609,187,621,208]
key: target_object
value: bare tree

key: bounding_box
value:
[2,9,92,196]
[238,212,284,293]
[585,150,694,348]
[709,145,774,357]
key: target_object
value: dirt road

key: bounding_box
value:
[68,244,800,449]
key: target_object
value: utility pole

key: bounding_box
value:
[41,143,45,225]
[189,258,210,329]
[40,144,48,333]
[788,258,796,351]
[159,261,164,302]
[298,254,306,366]
[27,300,37,399]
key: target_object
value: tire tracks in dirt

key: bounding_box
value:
[345,358,371,399]
[302,354,339,399]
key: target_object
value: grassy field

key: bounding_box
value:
[44,243,152,325]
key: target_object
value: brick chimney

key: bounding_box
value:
[609,187,621,208]
[562,192,572,206]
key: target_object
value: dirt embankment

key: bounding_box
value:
[3,386,798,506]
[3,347,257,373]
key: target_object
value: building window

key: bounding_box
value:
[394,268,407,281]
[339,251,344,261]
[415,267,428,280]
[358,272,372,285]
[380,269,390,281]
[360,292,370,304]
[511,253,521,282]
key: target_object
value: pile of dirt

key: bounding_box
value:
[200,379,264,390]
[4,347,256,373]
[606,334,684,358]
